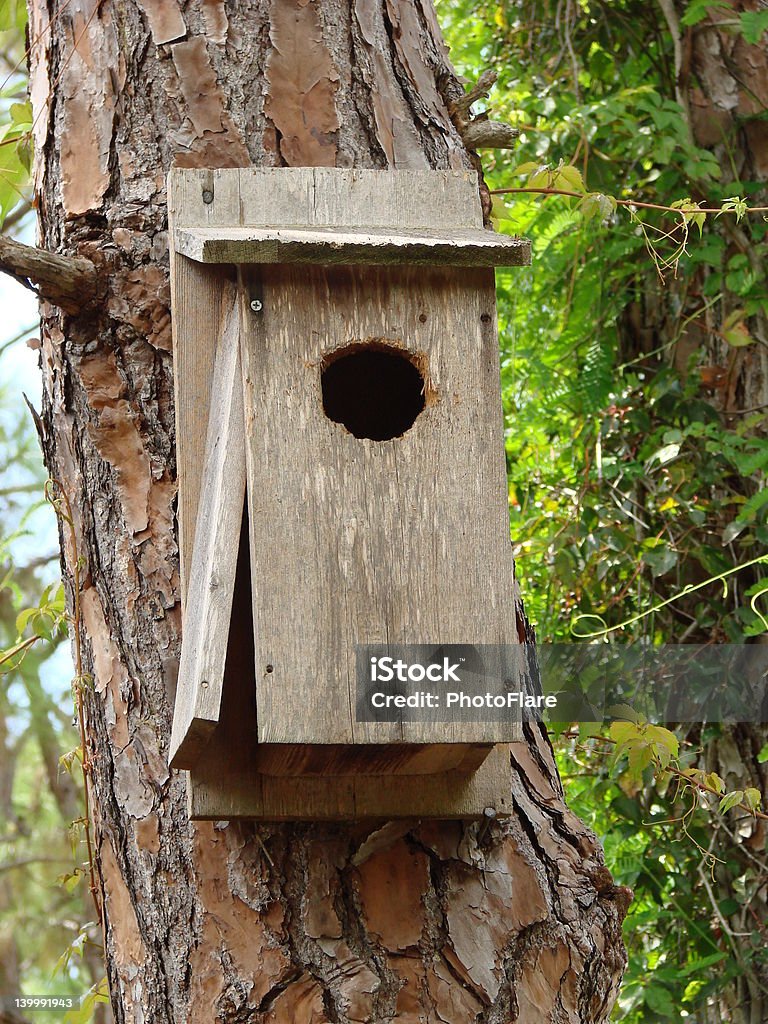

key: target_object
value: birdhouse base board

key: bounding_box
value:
[186,742,513,821]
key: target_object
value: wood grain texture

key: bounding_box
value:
[0,234,100,314]
[189,521,513,818]
[190,746,513,820]
[251,742,493,776]
[174,224,530,266]
[36,4,628,1016]
[169,167,486,230]
[241,263,521,749]
[172,166,522,816]
[169,284,246,769]
[169,168,243,598]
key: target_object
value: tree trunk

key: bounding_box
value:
[27,1,628,1020]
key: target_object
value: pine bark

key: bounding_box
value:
[27,1,628,1021]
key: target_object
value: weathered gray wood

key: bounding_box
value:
[171,166,524,817]
[192,656,513,823]
[169,283,246,769]
[174,224,530,267]
[168,167,486,231]
[251,742,493,777]
[191,746,513,821]
[168,168,243,598]
[240,264,522,752]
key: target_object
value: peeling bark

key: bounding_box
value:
[264,0,340,166]
[28,0,627,1020]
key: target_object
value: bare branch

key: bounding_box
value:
[450,69,498,119]
[462,119,519,150]
[0,235,99,314]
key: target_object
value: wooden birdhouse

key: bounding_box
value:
[167,168,531,820]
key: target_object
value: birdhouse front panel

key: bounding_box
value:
[240,262,519,754]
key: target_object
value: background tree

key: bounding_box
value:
[0,1,629,1022]
[437,0,767,1020]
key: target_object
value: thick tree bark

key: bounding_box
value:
[27,1,628,1020]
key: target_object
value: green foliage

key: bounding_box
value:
[439,0,768,1020]
[739,9,768,45]
[439,0,768,646]
[63,978,110,1024]
[556,729,767,1023]
[0,1,763,1020]
[0,7,32,226]
[0,327,96,1007]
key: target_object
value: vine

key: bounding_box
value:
[492,161,768,284]
[570,553,768,639]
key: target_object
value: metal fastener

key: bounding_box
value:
[477,806,496,843]
[202,189,214,204]
[250,299,263,313]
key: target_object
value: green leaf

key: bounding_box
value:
[679,952,727,975]
[644,544,678,577]
[9,101,32,126]
[723,323,752,348]
[644,984,676,1017]
[718,790,744,814]
[15,606,37,633]
[528,168,552,188]
[681,0,730,26]
[738,488,768,522]
[580,191,617,222]
[647,442,680,467]
[722,520,747,545]
[627,743,653,779]
[744,787,762,812]
[719,195,748,223]
[758,744,768,764]
[706,772,725,795]
[609,721,642,745]
[63,978,110,1024]
[56,870,82,894]
[739,9,768,44]
[0,0,19,31]
[556,165,585,193]
[607,703,644,725]
[671,197,706,233]
[490,196,514,224]
[513,162,541,176]
[645,725,679,759]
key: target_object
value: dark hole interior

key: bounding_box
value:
[321,346,426,441]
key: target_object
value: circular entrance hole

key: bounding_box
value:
[321,343,426,441]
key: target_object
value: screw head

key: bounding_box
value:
[250,299,263,313]
[202,189,214,204]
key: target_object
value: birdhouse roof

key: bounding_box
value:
[168,167,531,268]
